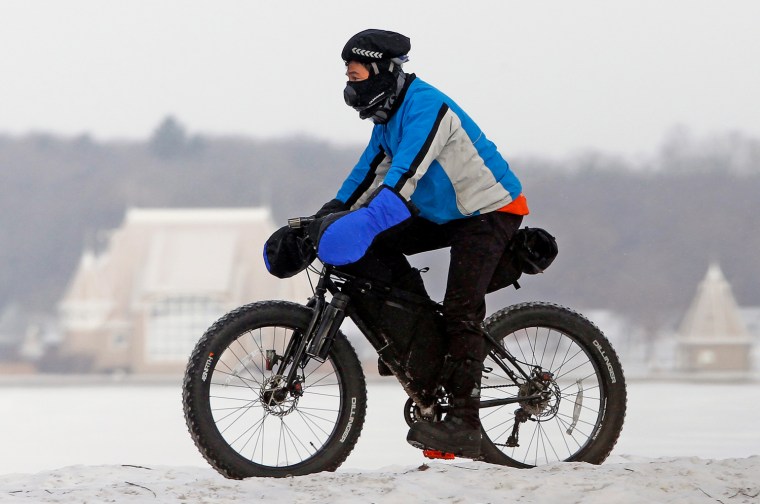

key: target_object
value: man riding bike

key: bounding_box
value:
[307,29,529,458]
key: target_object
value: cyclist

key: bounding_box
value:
[313,29,529,458]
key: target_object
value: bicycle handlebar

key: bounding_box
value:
[287,216,316,229]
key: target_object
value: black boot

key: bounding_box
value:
[406,399,482,458]
[406,359,483,459]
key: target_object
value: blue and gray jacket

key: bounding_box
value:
[335,75,523,225]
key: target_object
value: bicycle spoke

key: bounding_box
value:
[213,398,259,425]
[205,323,345,469]
[479,309,617,467]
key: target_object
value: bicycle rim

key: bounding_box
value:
[207,324,344,469]
[481,324,607,466]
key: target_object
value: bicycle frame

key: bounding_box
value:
[272,264,545,413]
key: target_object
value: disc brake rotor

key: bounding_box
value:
[518,378,561,420]
[260,375,299,417]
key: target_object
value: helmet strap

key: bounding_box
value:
[368,60,397,76]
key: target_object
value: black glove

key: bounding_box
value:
[315,198,347,218]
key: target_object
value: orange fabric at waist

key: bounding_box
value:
[497,193,529,215]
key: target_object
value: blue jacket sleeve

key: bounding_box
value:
[336,129,388,208]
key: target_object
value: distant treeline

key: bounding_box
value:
[1,118,759,332]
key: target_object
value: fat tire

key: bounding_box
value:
[182,301,367,478]
[479,302,627,467]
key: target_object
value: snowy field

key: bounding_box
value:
[0,379,758,503]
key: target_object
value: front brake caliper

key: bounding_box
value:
[290,377,304,398]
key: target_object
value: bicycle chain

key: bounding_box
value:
[481,383,519,390]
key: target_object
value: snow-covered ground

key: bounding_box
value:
[2,457,757,503]
[1,380,758,503]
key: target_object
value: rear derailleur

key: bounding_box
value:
[507,369,558,447]
[506,407,532,447]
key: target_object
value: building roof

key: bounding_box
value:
[678,263,751,344]
[123,208,274,298]
[60,206,312,312]
[142,227,238,295]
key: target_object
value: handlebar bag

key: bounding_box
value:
[263,225,317,278]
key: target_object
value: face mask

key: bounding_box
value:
[343,72,397,118]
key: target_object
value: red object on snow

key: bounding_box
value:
[423,450,456,460]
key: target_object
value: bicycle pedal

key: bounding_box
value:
[422,450,456,460]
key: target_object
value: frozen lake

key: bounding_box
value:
[1,379,758,475]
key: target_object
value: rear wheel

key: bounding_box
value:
[183,301,367,478]
[479,302,626,467]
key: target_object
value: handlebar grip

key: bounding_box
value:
[287,216,315,229]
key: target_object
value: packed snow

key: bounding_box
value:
[2,457,758,504]
[0,380,758,503]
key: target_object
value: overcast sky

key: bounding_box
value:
[2,1,759,158]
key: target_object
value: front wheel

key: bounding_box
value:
[182,301,367,478]
[479,302,627,467]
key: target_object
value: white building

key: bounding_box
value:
[676,263,753,372]
[58,208,313,374]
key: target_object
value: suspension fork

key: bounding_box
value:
[273,266,333,386]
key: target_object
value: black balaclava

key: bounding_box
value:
[344,60,408,124]
[341,29,411,124]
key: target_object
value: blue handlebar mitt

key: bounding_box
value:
[316,186,415,266]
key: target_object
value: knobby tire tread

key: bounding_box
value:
[481,301,627,467]
[182,300,367,479]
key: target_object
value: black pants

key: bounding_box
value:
[342,211,523,363]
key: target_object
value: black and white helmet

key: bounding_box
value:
[342,29,411,123]
[341,29,410,65]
